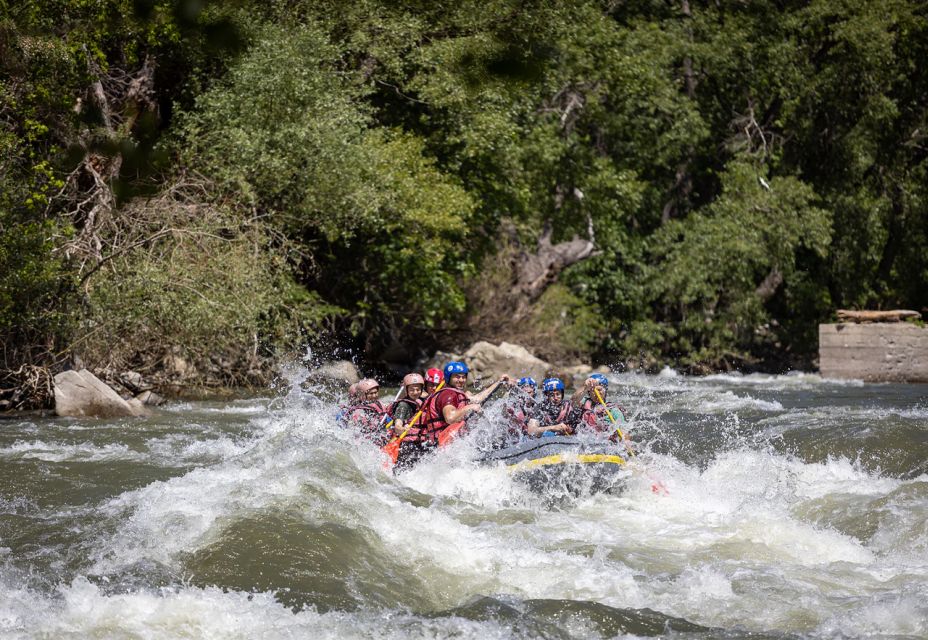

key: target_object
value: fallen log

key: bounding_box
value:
[836,309,922,323]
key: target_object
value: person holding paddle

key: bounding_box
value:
[388,373,425,434]
[392,361,510,468]
[574,373,629,441]
[503,376,538,442]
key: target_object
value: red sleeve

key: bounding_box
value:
[434,389,467,415]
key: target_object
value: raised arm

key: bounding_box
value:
[570,377,594,405]
[469,375,511,405]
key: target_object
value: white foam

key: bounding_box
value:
[701,371,865,389]
[697,391,784,413]
[0,440,147,463]
[145,434,254,466]
[0,577,521,640]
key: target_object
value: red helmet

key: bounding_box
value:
[425,368,443,384]
[403,373,425,387]
[347,383,359,398]
[357,378,379,392]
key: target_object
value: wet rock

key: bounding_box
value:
[127,397,149,415]
[54,369,150,418]
[135,390,164,406]
[118,370,151,393]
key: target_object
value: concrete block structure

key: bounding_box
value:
[819,323,928,383]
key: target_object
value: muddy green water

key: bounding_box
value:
[1,371,926,639]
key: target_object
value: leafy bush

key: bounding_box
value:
[76,186,336,378]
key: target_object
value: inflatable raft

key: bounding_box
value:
[475,435,630,495]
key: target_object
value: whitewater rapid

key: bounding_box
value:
[1,371,926,639]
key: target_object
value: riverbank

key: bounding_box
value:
[5,323,926,420]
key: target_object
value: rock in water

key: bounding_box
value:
[135,390,165,406]
[54,369,150,418]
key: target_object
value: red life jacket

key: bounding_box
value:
[344,400,388,436]
[580,398,627,432]
[533,400,575,428]
[505,398,534,436]
[411,387,468,444]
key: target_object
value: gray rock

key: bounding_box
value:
[424,342,611,389]
[135,390,165,406]
[54,369,149,418]
[119,370,151,393]
[126,397,150,416]
[306,360,360,386]
[428,341,553,385]
[562,364,594,388]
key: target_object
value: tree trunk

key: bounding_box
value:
[836,309,921,323]
[515,221,598,301]
[755,267,783,302]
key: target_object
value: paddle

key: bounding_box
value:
[593,387,632,453]
[382,380,445,465]
[593,387,668,496]
[379,384,406,431]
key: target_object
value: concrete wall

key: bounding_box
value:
[819,323,928,383]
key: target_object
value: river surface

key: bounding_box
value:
[1,371,926,639]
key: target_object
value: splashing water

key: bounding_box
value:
[1,372,926,639]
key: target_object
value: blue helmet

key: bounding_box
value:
[443,361,469,380]
[589,373,609,388]
[517,376,537,389]
[542,377,565,393]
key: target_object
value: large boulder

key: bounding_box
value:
[54,369,150,418]
[428,341,553,384]
[560,364,611,387]
[424,342,614,388]
[305,360,360,387]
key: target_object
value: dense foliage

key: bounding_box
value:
[2,0,927,385]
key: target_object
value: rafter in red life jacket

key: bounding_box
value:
[535,399,575,426]
[580,398,628,432]
[505,397,535,435]
[344,400,388,435]
[412,386,468,445]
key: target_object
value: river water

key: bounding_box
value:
[1,370,926,639]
